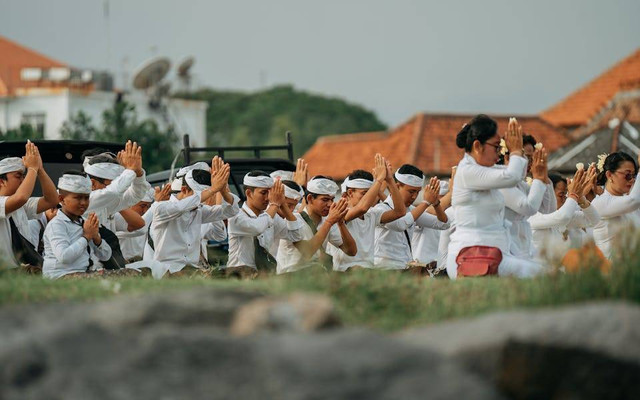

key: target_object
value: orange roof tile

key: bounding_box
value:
[541,48,640,127]
[303,113,569,180]
[0,35,68,96]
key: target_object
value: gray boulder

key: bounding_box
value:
[400,301,640,400]
[0,288,503,400]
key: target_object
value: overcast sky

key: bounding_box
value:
[2,0,639,126]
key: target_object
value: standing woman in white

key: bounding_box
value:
[591,152,640,260]
[447,115,546,279]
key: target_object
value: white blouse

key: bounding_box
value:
[446,153,527,277]
[591,178,640,259]
[501,179,548,258]
[529,199,600,261]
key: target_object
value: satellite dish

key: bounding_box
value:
[132,57,171,90]
[177,57,195,77]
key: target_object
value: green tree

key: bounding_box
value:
[61,101,177,173]
[0,124,44,141]
[176,84,387,157]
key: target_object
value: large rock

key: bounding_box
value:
[230,292,340,336]
[0,288,503,400]
[400,301,640,400]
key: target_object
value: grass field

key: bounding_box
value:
[1,250,638,331]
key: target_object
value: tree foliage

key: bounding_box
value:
[60,101,177,173]
[176,84,387,157]
[0,124,44,141]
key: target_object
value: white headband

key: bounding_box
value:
[0,157,24,175]
[142,188,155,202]
[84,162,125,180]
[243,174,274,188]
[170,178,183,191]
[58,174,92,194]
[346,178,373,189]
[307,178,338,196]
[284,184,304,200]
[395,171,424,188]
[82,152,117,169]
[270,170,294,180]
[439,180,449,196]
[177,161,210,178]
[341,178,348,193]
[185,169,210,193]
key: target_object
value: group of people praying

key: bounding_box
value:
[1,114,638,279]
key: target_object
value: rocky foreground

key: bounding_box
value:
[0,288,638,400]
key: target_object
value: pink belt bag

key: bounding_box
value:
[456,246,502,277]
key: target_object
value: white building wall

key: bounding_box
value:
[1,88,208,146]
[0,89,69,139]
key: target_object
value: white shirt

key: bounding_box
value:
[42,211,112,279]
[437,208,456,272]
[374,195,449,269]
[114,204,157,261]
[412,227,441,265]
[200,221,227,261]
[151,193,239,272]
[277,210,344,274]
[501,179,548,258]
[447,153,527,278]
[86,169,151,232]
[0,196,40,268]
[227,203,304,269]
[331,207,385,271]
[528,199,584,262]
[591,180,640,259]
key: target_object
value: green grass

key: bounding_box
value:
[1,252,638,332]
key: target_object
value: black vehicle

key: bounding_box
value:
[146,133,296,201]
[0,139,125,196]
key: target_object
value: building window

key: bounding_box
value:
[21,112,46,136]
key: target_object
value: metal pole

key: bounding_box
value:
[286,131,293,161]
[183,134,191,164]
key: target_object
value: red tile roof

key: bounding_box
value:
[0,35,68,96]
[541,48,640,127]
[303,113,569,180]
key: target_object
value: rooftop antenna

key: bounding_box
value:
[177,56,195,92]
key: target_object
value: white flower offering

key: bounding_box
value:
[576,162,585,170]
[535,142,543,150]
[526,177,533,186]
[499,139,508,155]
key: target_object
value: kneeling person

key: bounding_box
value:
[43,172,112,279]
[277,176,357,274]
[151,159,239,275]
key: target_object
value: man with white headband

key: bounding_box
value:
[150,156,239,276]
[276,175,357,274]
[114,187,158,262]
[331,154,407,271]
[227,171,304,275]
[82,141,152,269]
[373,164,449,269]
[411,175,454,270]
[0,141,58,270]
[42,171,112,279]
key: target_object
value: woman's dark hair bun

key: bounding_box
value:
[456,124,471,149]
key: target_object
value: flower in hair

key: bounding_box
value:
[499,139,508,156]
[597,153,608,173]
